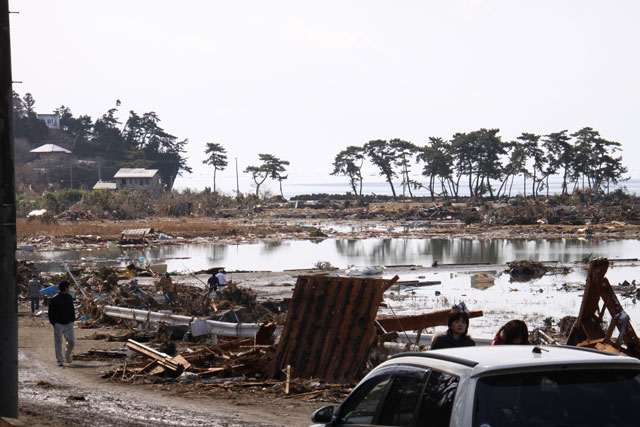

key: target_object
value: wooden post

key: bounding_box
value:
[285,365,291,395]
[0,0,18,417]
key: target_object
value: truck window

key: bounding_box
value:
[378,369,429,426]
[474,369,640,427]
[340,374,392,425]
[416,370,459,427]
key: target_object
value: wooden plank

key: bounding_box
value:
[272,275,318,376]
[125,339,188,373]
[376,309,484,333]
[312,276,353,379]
[327,278,370,381]
[339,278,385,381]
[316,277,358,380]
[341,277,389,381]
[287,276,327,378]
[267,276,313,377]
[299,276,340,378]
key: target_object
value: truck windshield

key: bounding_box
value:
[473,368,640,427]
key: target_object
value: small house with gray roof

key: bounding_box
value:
[113,168,163,193]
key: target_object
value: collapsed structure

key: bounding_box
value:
[567,258,640,358]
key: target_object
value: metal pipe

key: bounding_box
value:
[102,306,270,338]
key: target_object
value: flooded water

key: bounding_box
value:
[19,236,640,274]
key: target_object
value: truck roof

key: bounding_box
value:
[387,345,640,377]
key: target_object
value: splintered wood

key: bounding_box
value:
[125,339,191,376]
[567,258,640,357]
[267,274,397,383]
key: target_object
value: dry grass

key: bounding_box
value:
[17,217,307,240]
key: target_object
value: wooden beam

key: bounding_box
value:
[376,309,483,333]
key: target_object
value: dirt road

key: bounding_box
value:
[17,306,318,426]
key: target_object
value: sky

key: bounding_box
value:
[9,1,640,196]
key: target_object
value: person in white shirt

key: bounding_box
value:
[215,270,226,291]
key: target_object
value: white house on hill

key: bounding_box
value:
[36,113,61,129]
[113,168,162,193]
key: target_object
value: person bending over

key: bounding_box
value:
[491,320,530,345]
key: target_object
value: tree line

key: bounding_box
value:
[14,91,627,201]
[331,128,627,200]
[203,142,290,198]
[13,92,191,189]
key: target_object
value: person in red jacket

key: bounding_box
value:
[47,280,76,366]
[491,319,529,345]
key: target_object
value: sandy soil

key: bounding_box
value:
[17,305,321,426]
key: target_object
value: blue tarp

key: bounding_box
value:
[40,285,58,296]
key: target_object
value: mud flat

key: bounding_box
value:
[18,307,319,426]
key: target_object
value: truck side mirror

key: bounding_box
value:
[311,405,334,424]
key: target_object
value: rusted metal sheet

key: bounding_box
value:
[376,309,483,333]
[567,258,640,358]
[267,274,397,383]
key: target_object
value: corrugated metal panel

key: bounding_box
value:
[267,274,396,383]
[113,168,159,178]
[121,228,153,237]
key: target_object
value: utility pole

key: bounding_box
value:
[235,157,239,196]
[0,0,18,417]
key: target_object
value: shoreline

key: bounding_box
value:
[17,216,640,252]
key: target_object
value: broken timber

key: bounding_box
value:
[125,339,191,376]
[567,258,640,358]
[267,274,398,383]
[376,308,483,333]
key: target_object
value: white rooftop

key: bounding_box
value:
[30,143,71,154]
[92,181,117,190]
[387,345,640,377]
[113,168,159,178]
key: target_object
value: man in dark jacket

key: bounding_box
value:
[48,280,76,366]
[27,274,41,314]
[207,273,219,297]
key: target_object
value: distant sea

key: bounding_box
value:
[174,174,640,200]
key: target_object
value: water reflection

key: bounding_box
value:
[19,237,640,273]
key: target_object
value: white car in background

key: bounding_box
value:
[311,345,640,427]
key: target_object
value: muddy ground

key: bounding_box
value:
[17,305,323,426]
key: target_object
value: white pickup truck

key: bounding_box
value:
[311,345,640,427]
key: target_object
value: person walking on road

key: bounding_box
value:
[28,274,41,314]
[48,280,76,367]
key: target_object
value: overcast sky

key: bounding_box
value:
[9,1,640,194]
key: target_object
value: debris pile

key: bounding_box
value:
[567,258,640,357]
[507,260,548,281]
